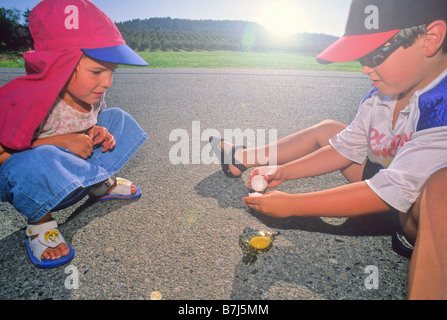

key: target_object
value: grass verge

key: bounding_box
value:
[0,51,362,72]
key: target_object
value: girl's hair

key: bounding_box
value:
[394,23,447,52]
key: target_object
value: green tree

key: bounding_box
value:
[0,7,32,51]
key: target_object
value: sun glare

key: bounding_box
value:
[257,0,305,36]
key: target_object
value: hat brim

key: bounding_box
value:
[316,30,400,65]
[82,44,148,66]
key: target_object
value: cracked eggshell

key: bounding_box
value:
[251,175,268,192]
[248,192,263,197]
[257,166,277,176]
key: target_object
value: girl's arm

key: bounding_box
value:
[1,132,95,165]
[32,133,94,159]
[0,144,12,165]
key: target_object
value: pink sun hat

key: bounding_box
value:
[0,0,147,151]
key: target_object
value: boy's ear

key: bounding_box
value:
[423,20,447,57]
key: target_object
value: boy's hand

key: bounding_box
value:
[87,126,116,152]
[243,190,295,218]
[248,165,286,189]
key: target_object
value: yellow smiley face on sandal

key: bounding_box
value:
[44,230,60,243]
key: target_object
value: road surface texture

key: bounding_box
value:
[0,68,409,300]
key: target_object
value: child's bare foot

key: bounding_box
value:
[106,182,138,195]
[26,213,70,261]
[90,177,142,202]
[27,213,71,261]
[40,241,70,260]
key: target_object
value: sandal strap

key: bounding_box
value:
[26,220,58,237]
[109,178,133,196]
[209,136,248,178]
[230,145,248,170]
[89,178,114,197]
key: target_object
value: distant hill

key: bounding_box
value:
[116,17,338,55]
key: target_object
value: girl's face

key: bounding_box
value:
[61,55,118,111]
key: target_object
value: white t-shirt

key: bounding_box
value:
[330,68,447,212]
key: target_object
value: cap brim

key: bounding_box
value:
[316,30,400,65]
[82,44,148,66]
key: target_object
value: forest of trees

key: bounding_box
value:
[0,7,32,52]
[116,17,338,55]
[0,8,338,57]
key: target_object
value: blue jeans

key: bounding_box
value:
[0,108,148,222]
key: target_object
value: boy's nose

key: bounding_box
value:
[361,64,374,74]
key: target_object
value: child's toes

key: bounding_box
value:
[42,244,69,260]
[59,243,70,256]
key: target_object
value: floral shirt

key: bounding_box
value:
[34,95,106,139]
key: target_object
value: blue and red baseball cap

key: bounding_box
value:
[316,0,447,64]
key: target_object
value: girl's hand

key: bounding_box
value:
[243,190,295,218]
[87,126,116,152]
[0,143,12,165]
[248,165,286,189]
[63,133,94,159]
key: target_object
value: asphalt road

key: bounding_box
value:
[0,67,410,301]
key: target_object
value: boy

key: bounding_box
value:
[213,0,447,299]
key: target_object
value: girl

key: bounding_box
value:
[0,0,148,268]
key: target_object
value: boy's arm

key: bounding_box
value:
[281,145,355,181]
[255,145,357,189]
[244,144,392,217]
[244,181,392,218]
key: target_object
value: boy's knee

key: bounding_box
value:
[422,167,447,206]
[413,166,447,221]
[426,167,447,189]
[317,119,347,131]
[318,119,343,126]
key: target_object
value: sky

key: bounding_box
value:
[2,0,352,36]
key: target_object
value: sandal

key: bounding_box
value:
[209,136,247,178]
[89,177,142,202]
[391,214,413,259]
[25,220,75,269]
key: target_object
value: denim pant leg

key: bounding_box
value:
[0,108,148,222]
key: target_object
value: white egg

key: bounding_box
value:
[251,175,268,192]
